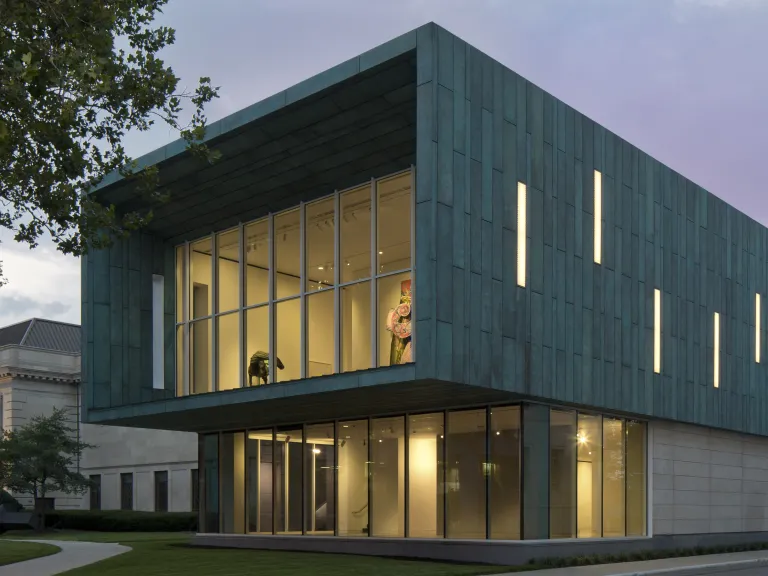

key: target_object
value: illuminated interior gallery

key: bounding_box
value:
[204,407,646,540]
[83,23,768,562]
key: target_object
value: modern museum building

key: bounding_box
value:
[82,24,768,563]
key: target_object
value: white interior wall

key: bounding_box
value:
[408,435,438,538]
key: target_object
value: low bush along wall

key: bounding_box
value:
[44,510,198,532]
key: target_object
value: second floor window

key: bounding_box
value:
[175,169,414,396]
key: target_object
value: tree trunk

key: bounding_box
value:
[35,484,45,532]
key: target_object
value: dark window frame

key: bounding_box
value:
[120,472,133,511]
[89,474,101,510]
[154,470,169,512]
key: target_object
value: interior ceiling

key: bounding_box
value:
[96,52,417,245]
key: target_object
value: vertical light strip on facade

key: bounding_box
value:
[517,182,526,288]
[654,289,661,374]
[151,274,165,390]
[757,293,761,364]
[714,312,720,388]
[594,170,602,265]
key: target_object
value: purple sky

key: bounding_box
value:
[1,0,766,326]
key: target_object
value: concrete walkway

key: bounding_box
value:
[490,549,768,576]
[0,539,130,576]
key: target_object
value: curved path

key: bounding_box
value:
[0,539,130,576]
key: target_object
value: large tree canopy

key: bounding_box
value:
[0,0,219,285]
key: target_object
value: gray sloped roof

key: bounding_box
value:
[0,318,80,353]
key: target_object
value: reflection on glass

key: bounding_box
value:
[247,430,273,534]
[191,319,211,394]
[275,299,300,383]
[341,185,371,283]
[550,410,576,539]
[626,421,646,536]
[371,416,404,537]
[221,432,245,534]
[245,219,269,306]
[305,423,336,535]
[378,272,412,367]
[408,413,444,538]
[490,406,520,540]
[275,429,303,534]
[307,291,334,377]
[203,434,219,533]
[217,228,240,312]
[523,404,549,539]
[274,209,301,299]
[217,313,240,391]
[338,420,369,537]
[603,418,625,537]
[341,282,371,372]
[577,414,602,538]
[176,245,184,321]
[190,237,212,319]
[245,306,270,386]
[447,409,486,539]
[306,197,335,291]
[377,172,411,274]
[176,325,184,397]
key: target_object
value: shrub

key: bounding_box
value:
[0,490,24,512]
[44,510,197,532]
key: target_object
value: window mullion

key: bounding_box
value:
[410,164,416,360]
[268,214,275,385]
[211,233,218,392]
[238,223,245,388]
[300,202,307,380]
[183,241,190,396]
[370,177,377,369]
[334,190,340,375]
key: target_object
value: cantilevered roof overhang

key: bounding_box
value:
[94,31,418,245]
[85,366,520,432]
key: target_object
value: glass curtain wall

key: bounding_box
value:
[370,416,405,537]
[199,406,646,539]
[175,169,414,396]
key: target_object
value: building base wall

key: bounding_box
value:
[191,532,768,565]
[653,419,768,535]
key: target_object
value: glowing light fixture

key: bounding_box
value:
[654,289,661,374]
[312,448,321,454]
[714,312,720,388]
[757,293,761,364]
[517,182,526,287]
[577,432,587,445]
[594,170,602,265]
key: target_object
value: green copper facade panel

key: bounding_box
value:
[82,233,176,412]
[413,23,768,435]
[84,23,768,437]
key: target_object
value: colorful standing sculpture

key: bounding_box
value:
[248,351,284,386]
[385,279,412,365]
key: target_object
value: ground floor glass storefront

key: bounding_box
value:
[199,403,646,540]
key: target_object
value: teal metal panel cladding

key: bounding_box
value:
[84,23,768,437]
[415,23,768,436]
[82,232,176,411]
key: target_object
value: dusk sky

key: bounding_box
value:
[1,0,766,327]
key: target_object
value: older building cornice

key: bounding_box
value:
[0,367,80,384]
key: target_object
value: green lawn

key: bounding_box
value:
[0,540,60,566]
[1,532,525,575]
